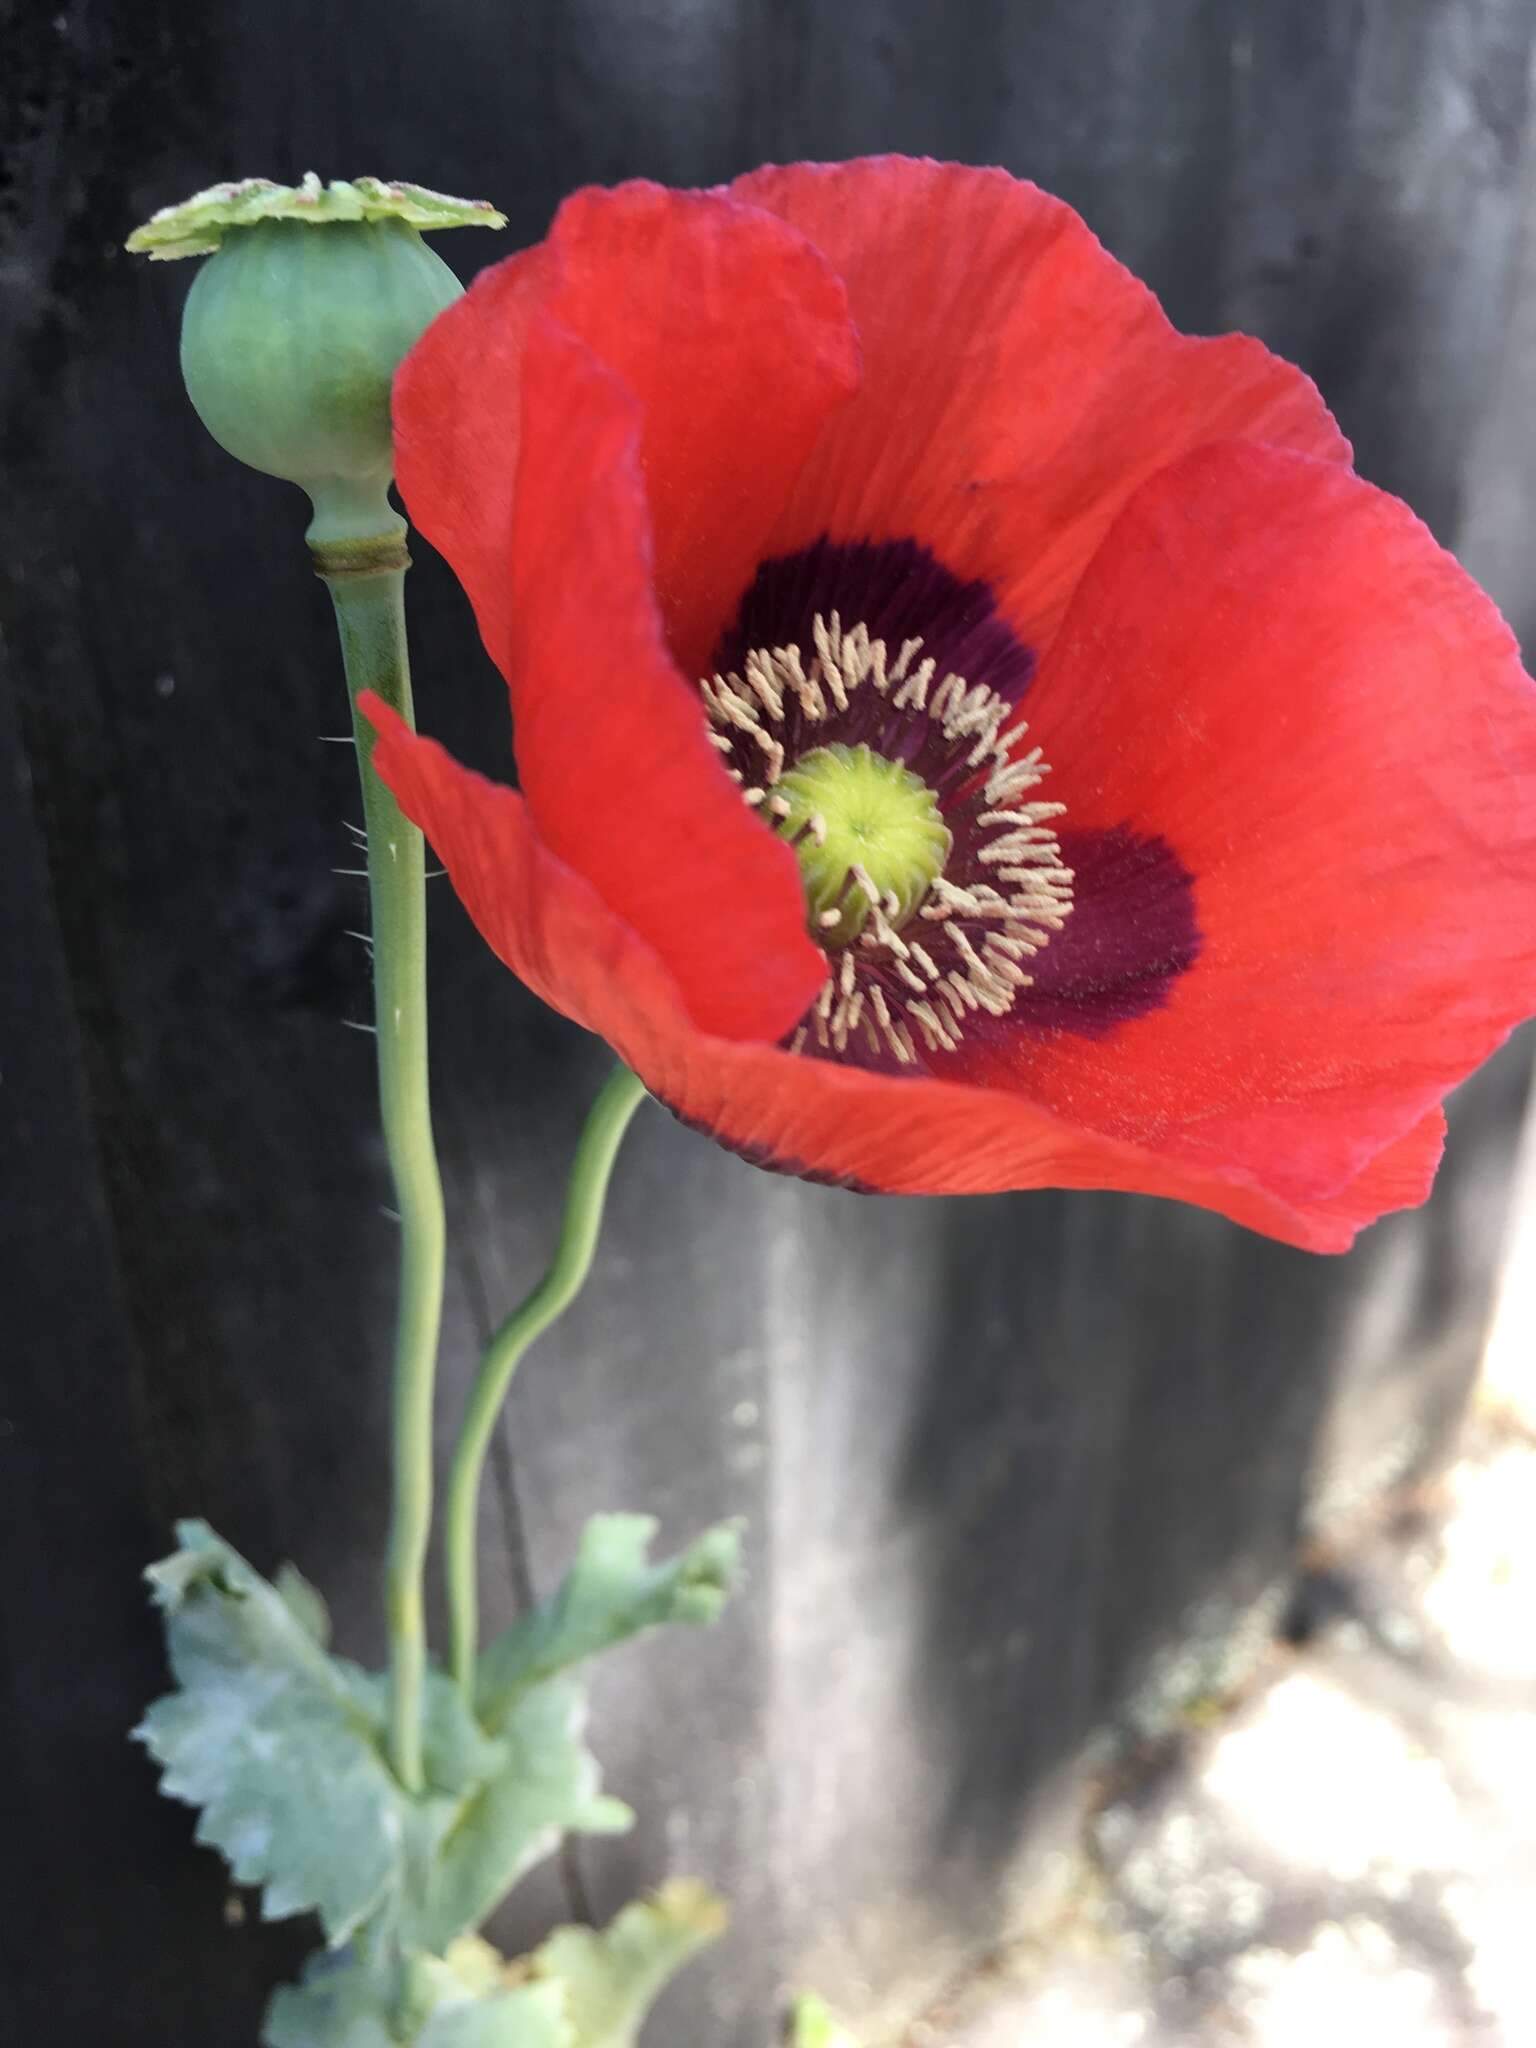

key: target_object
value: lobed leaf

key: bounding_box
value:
[263,1880,723,2047]
[418,1985,571,2048]
[142,1517,735,1996]
[138,1524,627,1955]
[475,1515,742,1731]
[265,1946,571,2048]
[138,1521,410,1944]
[411,1677,632,1953]
[263,1949,399,2048]
[527,1880,728,2048]
[276,1561,333,1648]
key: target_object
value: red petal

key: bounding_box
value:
[981,440,1536,1199]
[393,243,549,675]
[390,182,861,1041]
[497,315,825,1040]
[394,181,860,676]
[730,157,1348,653]
[402,314,830,1042]
[532,183,861,674]
[364,697,1446,1252]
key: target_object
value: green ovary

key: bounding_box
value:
[774,743,952,948]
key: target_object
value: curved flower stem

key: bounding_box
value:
[314,528,447,1795]
[445,1062,649,1700]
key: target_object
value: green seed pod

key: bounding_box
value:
[128,175,505,543]
[178,215,460,541]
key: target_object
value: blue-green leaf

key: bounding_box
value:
[141,1520,720,1977]
[529,1881,727,2048]
[264,1945,571,2048]
[263,1949,399,2048]
[475,1516,741,1731]
[418,1984,570,2048]
[275,1561,333,1648]
[138,1521,411,1944]
[412,1677,631,1952]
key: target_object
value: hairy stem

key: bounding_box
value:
[445,1063,648,1699]
[314,527,446,1793]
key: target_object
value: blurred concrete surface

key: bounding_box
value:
[904,1190,1536,2048]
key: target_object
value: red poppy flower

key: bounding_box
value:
[363,158,1536,1252]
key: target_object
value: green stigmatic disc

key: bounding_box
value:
[774,742,953,947]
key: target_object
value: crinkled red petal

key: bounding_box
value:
[494,315,824,1040]
[394,182,860,674]
[392,182,863,1041]
[364,698,1447,1252]
[530,183,863,675]
[730,156,1350,653]
[392,241,549,676]
[956,439,1536,1201]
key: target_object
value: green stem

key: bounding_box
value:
[445,1062,648,1699]
[314,527,447,1794]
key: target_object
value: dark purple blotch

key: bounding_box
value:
[715,536,1036,706]
[975,825,1201,1043]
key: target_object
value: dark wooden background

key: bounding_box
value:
[5,3,1536,2043]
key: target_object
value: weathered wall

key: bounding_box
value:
[4,4,1535,2043]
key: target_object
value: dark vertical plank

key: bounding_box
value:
[763,0,1237,319]
[1226,0,1536,536]
[0,654,310,2037]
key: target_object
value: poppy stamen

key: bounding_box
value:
[703,613,1075,1068]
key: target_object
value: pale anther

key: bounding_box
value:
[701,610,1074,1065]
